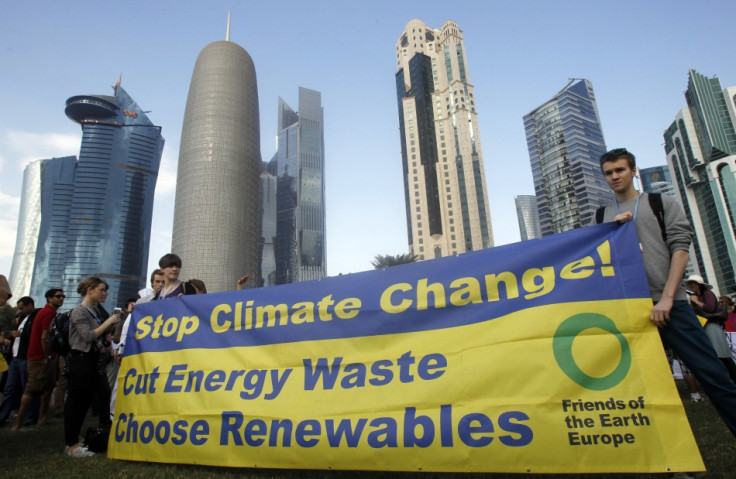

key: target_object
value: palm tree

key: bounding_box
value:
[371,253,418,269]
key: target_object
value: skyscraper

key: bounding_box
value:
[9,156,76,303]
[639,165,676,197]
[62,83,164,308]
[258,162,277,287]
[172,23,261,292]
[523,79,613,236]
[9,82,164,308]
[663,69,736,293]
[514,195,541,241]
[395,19,494,260]
[260,87,326,285]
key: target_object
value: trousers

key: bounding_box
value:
[661,301,736,436]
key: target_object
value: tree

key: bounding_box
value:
[371,253,418,269]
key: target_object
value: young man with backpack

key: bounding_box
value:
[597,147,736,439]
[11,288,65,429]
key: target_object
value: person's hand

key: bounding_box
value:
[614,211,633,223]
[107,313,122,326]
[650,297,673,328]
[236,274,252,290]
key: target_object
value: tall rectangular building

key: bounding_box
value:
[9,156,76,304]
[61,83,164,308]
[663,69,736,294]
[514,195,541,241]
[264,87,326,285]
[10,83,163,309]
[395,19,493,260]
[523,79,613,236]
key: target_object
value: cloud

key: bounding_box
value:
[2,129,80,170]
[0,191,21,270]
[155,146,178,195]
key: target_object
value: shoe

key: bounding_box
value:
[690,392,704,402]
[65,445,95,457]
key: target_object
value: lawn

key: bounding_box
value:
[2,380,736,479]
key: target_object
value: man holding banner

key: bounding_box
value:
[597,147,736,438]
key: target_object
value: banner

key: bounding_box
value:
[108,222,703,473]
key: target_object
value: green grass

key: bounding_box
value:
[3,381,736,478]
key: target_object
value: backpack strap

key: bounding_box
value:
[595,206,605,224]
[647,193,667,242]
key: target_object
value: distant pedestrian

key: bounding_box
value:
[686,274,736,383]
[12,289,65,429]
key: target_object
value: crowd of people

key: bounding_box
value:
[0,253,220,457]
[2,148,736,471]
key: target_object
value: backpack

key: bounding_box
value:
[595,193,666,242]
[48,311,71,356]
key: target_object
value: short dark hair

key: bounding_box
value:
[150,269,164,282]
[17,296,34,308]
[77,277,108,297]
[159,253,182,269]
[600,148,636,169]
[45,288,63,299]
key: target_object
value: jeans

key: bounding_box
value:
[0,357,27,423]
[661,301,736,436]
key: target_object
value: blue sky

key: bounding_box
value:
[1,0,735,284]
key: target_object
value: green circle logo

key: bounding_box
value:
[553,313,631,390]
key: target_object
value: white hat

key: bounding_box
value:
[686,274,712,290]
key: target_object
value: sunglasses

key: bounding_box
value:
[53,294,66,298]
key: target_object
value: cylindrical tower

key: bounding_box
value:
[173,40,261,292]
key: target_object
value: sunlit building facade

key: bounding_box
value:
[524,79,613,236]
[639,165,676,197]
[173,33,261,292]
[9,156,76,303]
[515,195,541,241]
[61,83,164,309]
[395,19,494,260]
[663,69,736,294]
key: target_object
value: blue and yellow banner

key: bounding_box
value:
[109,222,704,473]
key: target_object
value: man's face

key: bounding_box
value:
[151,274,165,293]
[17,301,34,317]
[48,291,65,309]
[162,265,180,282]
[602,157,637,195]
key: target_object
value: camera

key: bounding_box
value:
[686,289,696,295]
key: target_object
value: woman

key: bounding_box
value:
[64,277,120,457]
[687,274,736,383]
[154,253,196,299]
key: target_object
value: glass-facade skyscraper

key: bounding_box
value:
[260,87,326,285]
[63,83,164,309]
[10,83,164,309]
[514,195,542,241]
[523,79,613,236]
[9,156,76,304]
[639,165,676,197]
[663,69,736,294]
[395,19,494,260]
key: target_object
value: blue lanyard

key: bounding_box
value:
[615,193,640,221]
